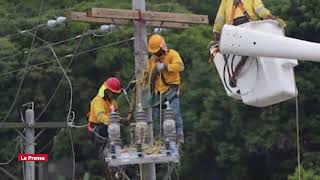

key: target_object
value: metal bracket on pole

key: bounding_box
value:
[15,129,35,145]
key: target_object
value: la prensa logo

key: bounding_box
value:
[18,154,48,162]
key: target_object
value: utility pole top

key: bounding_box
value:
[66,8,208,29]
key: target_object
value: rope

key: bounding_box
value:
[48,43,74,124]
[68,128,76,180]
[295,93,301,180]
[159,72,163,138]
[175,165,180,180]
[139,164,143,180]
[168,163,172,180]
[31,26,84,180]
[222,55,258,96]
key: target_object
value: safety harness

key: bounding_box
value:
[225,0,251,89]
[230,0,252,25]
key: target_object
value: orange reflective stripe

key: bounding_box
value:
[238,3,252,21]
[230,4,237,24]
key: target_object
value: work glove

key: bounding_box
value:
[208,40,220,64]
[266,15,286,29]
[156,62,166,72]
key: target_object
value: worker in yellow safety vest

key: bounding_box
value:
[145,34,185,144]
[209,0,286,62]
[213,0,286,41]
[87,77,121,149]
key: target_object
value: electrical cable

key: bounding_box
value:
[1,0,45,123]
[0,139,19,165]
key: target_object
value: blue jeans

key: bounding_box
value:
[91,124,108,159]
[153,96,184,139]
[93,124,108,144]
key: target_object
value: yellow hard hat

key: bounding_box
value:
[148,34,166,53]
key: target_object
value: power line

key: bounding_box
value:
[0,24,45,42]
[37,129,63,154]
[76,37,134,55]
[1,0,45,124]
[0,138,19,166]
[31,27,82,180]
[0,37,134,144]
[0,137,19,155]
[35,26,88,122]
[0,58,70,77]
[0,25,118,62]
[35,36,134,122]
[0,37,134,78]
[0,37,134,164]
[0,37,133,75]
[167,0,175,13]
[0,167,18,180]
[0,30,86,62]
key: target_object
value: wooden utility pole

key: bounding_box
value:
[66,3,209,179]
[25,108,35,180]
[132,1,156,179]
[0,104,68,180]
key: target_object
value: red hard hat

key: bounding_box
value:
[104,77,121,94]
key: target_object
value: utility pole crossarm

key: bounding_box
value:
[65,12,131,25]
[88,8,208,24]
[66,9,209,29]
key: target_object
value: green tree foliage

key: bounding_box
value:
[288,166,320,180]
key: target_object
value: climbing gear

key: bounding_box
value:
[223,54,249,88]
[233,16,250,26]
[230,0,252,25]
